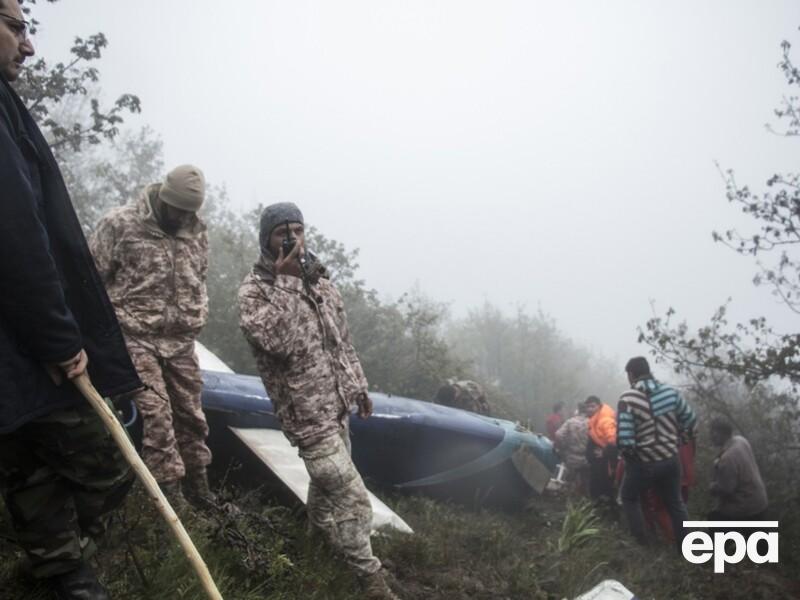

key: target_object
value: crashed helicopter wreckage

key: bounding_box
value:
[121,343,559,534]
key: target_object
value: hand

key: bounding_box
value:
[45,349,89,386]
[356,392,373,419]
[274,241,303,278]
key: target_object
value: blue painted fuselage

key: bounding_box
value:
[200,370,557,505]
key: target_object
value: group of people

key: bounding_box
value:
[0,2,773,598]
[549,358,770,547]
[0,3,398,598]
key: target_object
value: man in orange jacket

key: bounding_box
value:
[584,396,617,513]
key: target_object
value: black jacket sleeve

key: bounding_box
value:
[0,99,83,363]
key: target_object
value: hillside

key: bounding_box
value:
[2,477,797,600]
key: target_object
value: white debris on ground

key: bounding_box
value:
[572,579,638,600]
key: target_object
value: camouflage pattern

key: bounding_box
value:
[238,261,369,448]
[0,402,133,578]
[90,184,209,359]
[554,414,590,472]
[300,424,381,578]
[435,379,491,415]
[90,184,212,483]
[127,344,211,483]
[239,255,380,578]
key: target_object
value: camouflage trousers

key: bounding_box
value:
[0,402,133,578]
[299,424,381,579]
[128,345,212,483]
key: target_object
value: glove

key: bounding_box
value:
[355,392,373,419]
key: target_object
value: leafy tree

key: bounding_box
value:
[8,1,151,229]
[14,0,140,156]
[640,31,800,390]
[638,31,800,517]
[62,124,164,231]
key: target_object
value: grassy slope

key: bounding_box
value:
[2,481,798,600]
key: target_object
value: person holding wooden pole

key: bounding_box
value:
[0,4,222,598]
[0,1,142,597]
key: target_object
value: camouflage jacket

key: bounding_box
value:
[454,380,490,415]
[554,414,589,471]
[436,380,491,415]
[89,185,209,358]
[238,256,369,448]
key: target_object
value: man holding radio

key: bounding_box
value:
[238,203,399,600]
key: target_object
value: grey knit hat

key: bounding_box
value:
[259,202,304,256]
[159,164,206,212]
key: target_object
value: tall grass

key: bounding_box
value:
[1,484,797,599]
[557,500,602,554]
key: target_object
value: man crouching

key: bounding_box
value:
[238,203,399,600]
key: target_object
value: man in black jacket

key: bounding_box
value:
[0,2,141,597]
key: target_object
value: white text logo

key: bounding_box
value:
[681,521,779,573]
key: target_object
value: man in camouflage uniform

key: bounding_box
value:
[1,3,140,596]
[554,404,590,494]
[434,379,491,415]
[238,203,400,600]
[0,408,133,574]
[90,165,214,508]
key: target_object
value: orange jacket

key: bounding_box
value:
[588,403,617,448]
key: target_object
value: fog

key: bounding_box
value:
[32,0,800,363]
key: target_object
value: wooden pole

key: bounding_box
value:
[74,373,223,600]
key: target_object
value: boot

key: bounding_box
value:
[359,569,401,600]
[160,480,189,513]
[48,562,110,600]
[183,468,217,509]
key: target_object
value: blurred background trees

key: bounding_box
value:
[16,0,628,431]
[9,3,798,596]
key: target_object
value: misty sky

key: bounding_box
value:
[30,1,800,364]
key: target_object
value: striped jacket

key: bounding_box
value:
[617,378,696,462]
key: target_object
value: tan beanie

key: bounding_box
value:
[158,164,206,212]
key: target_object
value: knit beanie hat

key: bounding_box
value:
[259,202,304,257]
[158,165,206,212]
